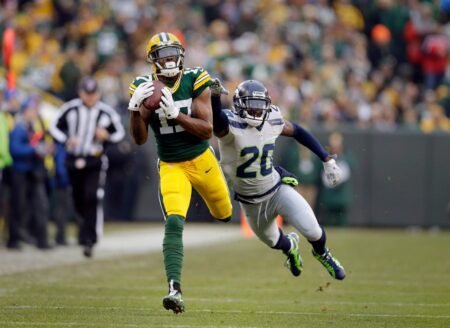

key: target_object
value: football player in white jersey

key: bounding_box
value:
[210,79,346,280]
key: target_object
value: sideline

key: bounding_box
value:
[0,223,243,276]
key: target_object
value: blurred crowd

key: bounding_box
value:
[1,0,449,131]
[0,0,450,248]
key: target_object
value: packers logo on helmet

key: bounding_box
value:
[147,32,185,78]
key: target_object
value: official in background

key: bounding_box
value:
[50,76,125,257]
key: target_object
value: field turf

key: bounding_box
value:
[1,226,449,327]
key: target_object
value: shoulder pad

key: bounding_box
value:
[225,110,248,129]
[266,105,284,126]
[184,67,211,94]
[223,109,235,118]
[270,104,280,112]
[184,67,206,74]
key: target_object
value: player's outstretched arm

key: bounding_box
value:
[210,78,230,138]
[282,120,341,186]
[281,120,332,161]
[211,95,229,138]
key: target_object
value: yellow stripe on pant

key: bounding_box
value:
[159,148,232,220]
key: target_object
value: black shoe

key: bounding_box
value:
[6,242,22,250]
[162,280,184,314]
[19,231,36,245]
[55,239,68,246]
[83,245,93,258]
[37,242,53,250]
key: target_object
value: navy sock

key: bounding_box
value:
[272,229,292,254]
[309,227,326,255]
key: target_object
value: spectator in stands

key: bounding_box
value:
[3,0,448,134]
[420,27,449,90]
[58,44,82,101]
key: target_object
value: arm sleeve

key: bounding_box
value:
[105,110,125,143]
[292,122,329,161]
[211,95,229,135]
[192,68,211,98]
[49,109,69,143]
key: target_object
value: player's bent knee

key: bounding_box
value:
[215,216,231,223]
[165,215,185,235]
[261,236,278,248]
[303,225,322,241]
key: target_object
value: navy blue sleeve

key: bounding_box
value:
[211,95,229,135]
[292,122,329,161]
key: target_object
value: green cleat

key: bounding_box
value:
[285,232,303,277]
[312,248,346,280]
[162,290,185,314]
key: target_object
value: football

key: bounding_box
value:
[141,80,165,112]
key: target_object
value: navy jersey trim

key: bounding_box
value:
[229,120,248,129]
[267,118,283,126]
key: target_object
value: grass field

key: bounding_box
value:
[1,226,449,327]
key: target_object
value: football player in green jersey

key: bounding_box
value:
[128,32,233,314]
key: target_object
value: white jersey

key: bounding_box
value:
[218,106,285,204]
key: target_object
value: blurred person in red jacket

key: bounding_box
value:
[420,28,448,90]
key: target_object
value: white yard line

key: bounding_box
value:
[3,306,450,320]
[0,224,242,276]
[3,293,450,308]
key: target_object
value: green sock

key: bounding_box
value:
[163,215,185,284]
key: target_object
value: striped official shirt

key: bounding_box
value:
[50,99,125,157]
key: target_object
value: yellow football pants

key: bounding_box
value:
[159,148,232,221]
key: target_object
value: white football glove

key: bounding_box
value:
[128,81,155,111]
[323,157,342,187]
[160,87,179,119]
[210,78,229,96]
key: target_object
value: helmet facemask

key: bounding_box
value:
[148,45,184,77]
[234,92,271,127]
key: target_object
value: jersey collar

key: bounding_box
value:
[153,69,183,94]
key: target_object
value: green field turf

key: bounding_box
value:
[1,227,449,327]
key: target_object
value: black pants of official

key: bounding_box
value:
[67,156,106,247]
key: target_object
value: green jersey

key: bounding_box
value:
[130,67,211,162]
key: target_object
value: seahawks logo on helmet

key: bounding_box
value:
[233,80,272,127]
[146,32,185,78]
